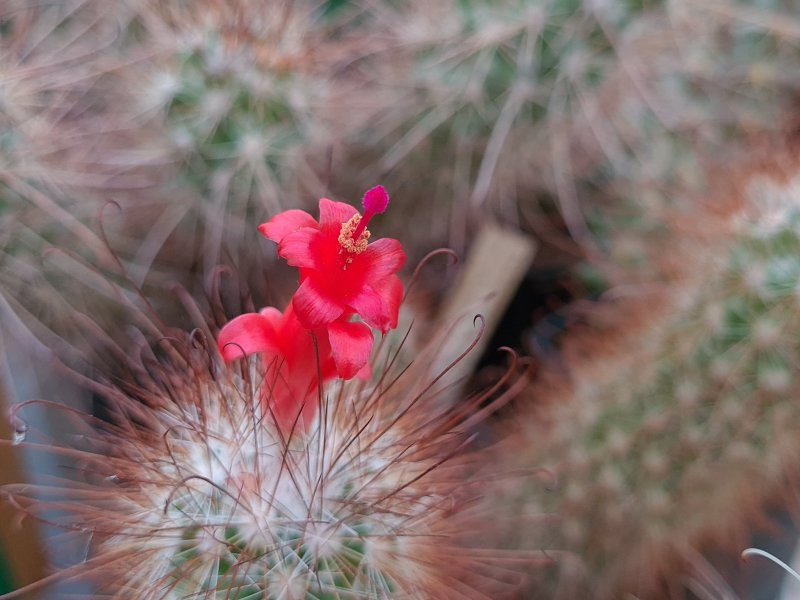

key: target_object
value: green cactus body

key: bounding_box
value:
[500,173,800,597]
[1,319,522,600]
[150,22,326,218]
[5,1,800,282]
[103,371,436,599]
[333,0,800,262]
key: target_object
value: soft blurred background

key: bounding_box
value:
[3,0,800,597]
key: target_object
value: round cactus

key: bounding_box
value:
[135,2,333,209]
[0,292,533,599]
[492,155,800,597]
[0,0,370,287]
[0,186,536,598]
[330,0,800,264]
[0,1,372,339]
[5,0,800,286]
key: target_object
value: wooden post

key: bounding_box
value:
[430,223,537,392]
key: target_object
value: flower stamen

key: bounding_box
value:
[338,214,371,256]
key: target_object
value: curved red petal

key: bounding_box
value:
[355,362,372,380]
[359,238,406,279]
[327,320,374,379]
[259,209,318,243]
[318,198,358,229]
[292,276,346,329]
[310,327,338,381]
[218,312,279,362]
[277,227,320,269]
[259,306,283,321]
[346,285,388,331]
[372,275,403,331]
[260,356,318,434]
[271,393,317,434]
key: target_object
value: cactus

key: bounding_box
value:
[5,0,800,289]
[0,1,133,238]
[330,0,800,264]
[127,1,340,267]
[4,2,800,592]
[7,1,800,252]
[0,0,366,286]
[3,325,519,599]
[0,191,535,599]
[493,158,800,598]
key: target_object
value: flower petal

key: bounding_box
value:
[259,306,283,321]
[310,327,339,381]
[292,276,346,329]
[259,209,318,243]
[359,238,406,279]
[356,362,372,380]
[277,227,321,269]
[327,320,374,379]
[218,312,279,361]
[372,275,403,331]
[261,356,319,434]
[346,285,388,331]
[318,198,358,229]
[347,275,403,332]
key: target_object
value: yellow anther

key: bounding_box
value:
[338,214,370,254]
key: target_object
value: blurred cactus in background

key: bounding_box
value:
[332,0,800,270]
[123,0,352,273]
[6,0,800,276]
[2,1,365,289]
[492,154,800,598]
[0,0,364,337]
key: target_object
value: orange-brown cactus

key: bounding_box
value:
[491,147,800,598]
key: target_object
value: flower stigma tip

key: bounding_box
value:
[337,186,389,269]
[353,185,389,239]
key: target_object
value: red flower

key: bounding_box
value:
[218,304,372,431]
[217,304,337,432]
[259,186,405,334]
